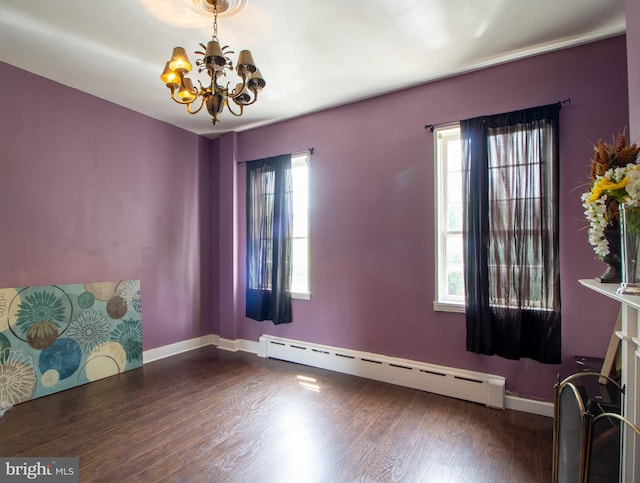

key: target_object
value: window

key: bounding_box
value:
[245,154,293,324]
[434,104,560,349]
[290,151,310,299]
[435,125,465,312]
[245,150,311,325]
[484,129,550,310]
[435,123,556,312]
[461,104,561,363]
[246,152,310,299]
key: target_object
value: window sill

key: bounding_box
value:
[433,301,465,313]
[292,292,311,301]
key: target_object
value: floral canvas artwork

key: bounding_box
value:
[0,280,142,405]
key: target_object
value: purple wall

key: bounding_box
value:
[216,133,238,340]
[0,34,631,403]
[628,0,640,140]
[218,36,629,401]
[0,62,214,350]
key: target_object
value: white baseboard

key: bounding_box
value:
[141,335,259,363]
[505,394,553,418]
[142,334,218,364]
[217,337,262,354]
[143,334,552,417]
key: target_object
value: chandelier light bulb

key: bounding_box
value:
[168,47,192,73]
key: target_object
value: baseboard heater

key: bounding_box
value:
[260,335,505,409]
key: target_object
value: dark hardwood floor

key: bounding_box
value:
[0,347,553,482]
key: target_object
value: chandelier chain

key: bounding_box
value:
[212,1,218,40]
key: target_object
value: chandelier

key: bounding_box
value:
[160,0,265,125]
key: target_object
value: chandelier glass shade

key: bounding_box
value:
[160,1,265,125]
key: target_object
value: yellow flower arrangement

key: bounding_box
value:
[582,132,640,258]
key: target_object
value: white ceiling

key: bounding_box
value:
[0,0,627,138]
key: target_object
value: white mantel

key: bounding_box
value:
[579,279,640,481]
[579,279,640,311]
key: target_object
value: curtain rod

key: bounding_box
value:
[424,98,571,132]
[238,147,314,164]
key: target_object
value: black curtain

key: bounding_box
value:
[461,103,561,363]
[245,154,293,325]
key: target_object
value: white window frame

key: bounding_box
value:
[434,125,465,313]
[290,151,311,300]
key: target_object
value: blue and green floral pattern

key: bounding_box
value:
[0,280,142,404]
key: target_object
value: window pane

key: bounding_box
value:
[290,153,310,296]
[447,269,465,297]
[488,264,545,308]
[445,234,463,265]
[444,230,464,299]
[447,170,463,203]
[436,126,465,304]
[291,237,308,294]
[446,140,461,172]
[447,202,463,232]
[292,159,308,238]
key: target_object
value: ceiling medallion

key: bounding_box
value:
[162,0,264,125]
[183,0,247,18]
